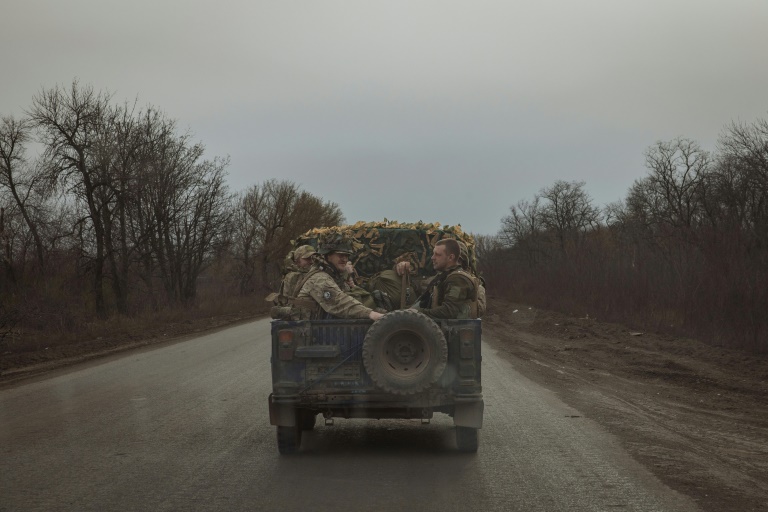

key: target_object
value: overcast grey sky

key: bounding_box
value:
[2,0,767,235]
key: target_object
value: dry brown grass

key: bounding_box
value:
[0,292,270,374]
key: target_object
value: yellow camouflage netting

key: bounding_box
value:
[293,220,477,278]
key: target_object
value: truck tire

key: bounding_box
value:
[299,410,317,431]
[362,310,448,395]
[456,426,479,452]
[277,425,301,455]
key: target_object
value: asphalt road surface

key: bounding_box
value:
[0,318,700,512]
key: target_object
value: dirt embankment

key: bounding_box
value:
[483,297,768,512]
[0,311,262,382]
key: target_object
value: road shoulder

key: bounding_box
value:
[482,297,768,512]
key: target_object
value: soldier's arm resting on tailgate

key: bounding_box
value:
[305,273,383,320]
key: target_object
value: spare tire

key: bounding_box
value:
[362,310,448,395]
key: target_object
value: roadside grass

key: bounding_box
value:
[0,294,269,375]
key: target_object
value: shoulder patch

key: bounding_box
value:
[446,284,462,300]
[323,290,332,300]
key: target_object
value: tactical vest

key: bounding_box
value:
[426,267,479,319]
[268,267,325,320]
[283,261,351,320]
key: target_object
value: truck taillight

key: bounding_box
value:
[459,329,475,359]
[278,330,295,361]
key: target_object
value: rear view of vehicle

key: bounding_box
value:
[267,222,484,454]
[268,309,483,454]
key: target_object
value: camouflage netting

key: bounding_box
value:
[293,220,477,278]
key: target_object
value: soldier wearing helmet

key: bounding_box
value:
[275,244,318,306]
[293,244,317,269]
[286,235,384,321]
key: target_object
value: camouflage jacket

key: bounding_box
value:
[416,265,478,320]
[292,264,373,320]
[476,276,486,318]
[279,268,308,303]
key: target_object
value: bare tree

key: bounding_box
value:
[28,80,113,316]
[247,180,297,290]
[499,196,544,265]
[473,233,506,291]
[234,180,343,292]
[641,137,710,233]
[130,117,230,305]
[287,192,344,237]
[230,191,259,295]
[169,157,231,302]
[489,125,768,352]
[715,119,768,240]
[539,180,600,254]
[125,108,179,310]
[89,101,145,313]
[0,116,48,272]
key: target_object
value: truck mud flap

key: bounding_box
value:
[269,393,297,427]
[453,399,484,428]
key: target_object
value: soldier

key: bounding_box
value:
[280,245,316,300]
[268,244,317,309]
[289,236,384,321]
[293,245,316,270]
[412,238,478,319]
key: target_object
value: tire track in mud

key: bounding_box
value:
[483,303,768,512]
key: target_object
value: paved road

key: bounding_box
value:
[0,318,699,512]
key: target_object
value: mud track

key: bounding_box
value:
[483,297,768,512]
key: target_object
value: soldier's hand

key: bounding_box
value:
[394,261,411,276]
[369,310,385,321]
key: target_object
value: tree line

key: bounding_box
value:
[3,80,765,354]
[0,81,341,343]
[478,117,768,353]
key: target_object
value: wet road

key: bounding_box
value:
[0,318,699,511]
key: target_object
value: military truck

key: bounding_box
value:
[267,222,484,454]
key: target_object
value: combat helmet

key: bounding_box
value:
[293,244,317,261]
[318,233,354,255]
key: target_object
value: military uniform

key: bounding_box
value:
[346,284,378,309]
[475,277,487,318]
[366,269,413,310]
[337,261,378,309]
[291,263,373,320]
[271,245,317,307]
[415,265,478,319]
[280,235,372,319]
[278,268,308,305]
[456,240,486,318]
